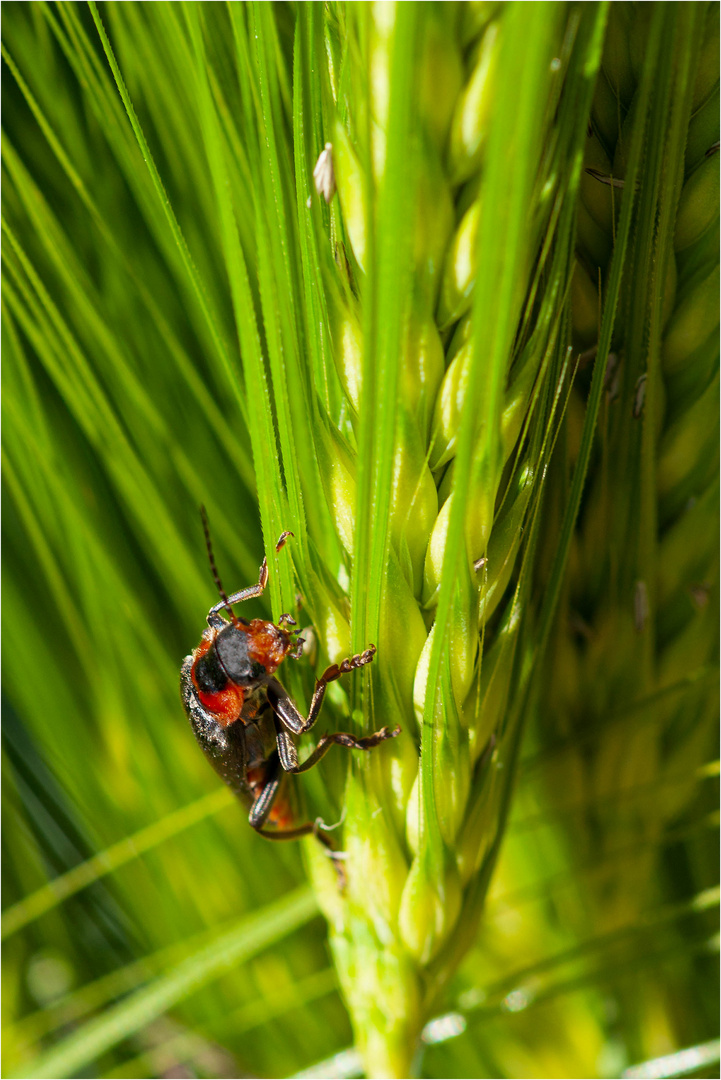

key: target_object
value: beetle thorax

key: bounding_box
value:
[215,623,259,684]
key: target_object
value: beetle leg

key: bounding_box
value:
[246,751,347,883]
[266,644,377,735]
[208,532,294,622]
[246,749,329,838]
[290,637,306,660]
[274,720,400,774]
[254,818,330,844]
[252,819,347,888]
[208,557,269,621]
[247,753,284,830]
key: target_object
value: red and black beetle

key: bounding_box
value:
[180,512,400,864]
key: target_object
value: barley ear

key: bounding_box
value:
[302,6,611,1075]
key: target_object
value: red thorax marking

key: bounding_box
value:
[190,620,291,727]
[191,636,245,727]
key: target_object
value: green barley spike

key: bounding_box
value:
[302,4,608,1075]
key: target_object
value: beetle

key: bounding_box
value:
[180,511,400,869]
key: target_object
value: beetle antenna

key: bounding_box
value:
[200,506,237,621]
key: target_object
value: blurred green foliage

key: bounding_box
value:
[2,3,718,1078]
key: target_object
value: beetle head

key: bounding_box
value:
[245,619,294,675]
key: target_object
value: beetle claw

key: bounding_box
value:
[275,531,294,552]
[290,637,306,660]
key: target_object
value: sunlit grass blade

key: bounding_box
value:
[11,887,318,1080]
[3,3,717,1078]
